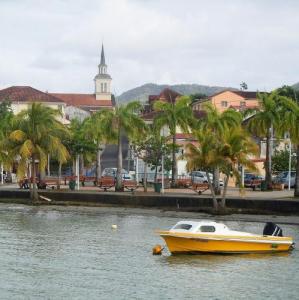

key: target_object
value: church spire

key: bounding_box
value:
[94,43,112,101]
[100,43,106,65]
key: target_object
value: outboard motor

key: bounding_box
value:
[263,222,283,237]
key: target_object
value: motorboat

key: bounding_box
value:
[157,221,294,254]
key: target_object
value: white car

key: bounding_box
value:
[189,171,224,186]
[102,168,131,180]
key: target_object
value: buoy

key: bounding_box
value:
[111,224,117,229]
[152,244,163,255]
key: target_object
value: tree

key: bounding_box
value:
[217,126,258,209]
[189,93,207,103]
[276,86,299,196]
[4,103,69,202]
[133,122,172,186]
[82,111,115,181]
[240,82,248,90]
[153,96,193,187]
[65,118,98,176]
[247,91,285,190]
[99,102,146,191]
[0,100,14,176]
[197,103,243,194]
[186,125,258,213]
[272,149,296,174]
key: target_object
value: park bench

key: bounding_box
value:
[97,176,115,191]
[122,179,138,192]
[38,177,63,189]
[192,182,210,194]
[176,178,192,188]
[251,179,262,191]
[272,182,284,191]
[80,176,97,186]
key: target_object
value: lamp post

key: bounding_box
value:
[0,163,3,184]
[288,139,292,191]
[161,127,166,194]
[76,153,80,190]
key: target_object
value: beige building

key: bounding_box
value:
[0,86,70,124]
[192,90,259,113]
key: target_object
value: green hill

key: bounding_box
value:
[116,83,236,104]
[292,82,299,91]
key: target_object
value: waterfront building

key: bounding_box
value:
[192,90,259,112]
[0,86,70,124]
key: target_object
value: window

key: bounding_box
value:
[174,224,192,230]
[199,226,216,232]
[104,83,107,93]
[101,83,104,93]
[221,101,228,107]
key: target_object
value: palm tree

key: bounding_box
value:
[82,110,116,181]
[185,129,220,210]
[217,126,258,209]
[198,103,243,194]
[4,103,69,202]
[276,86,299,197]
[247,91,283,190]
[0,100,14,179]
[186,126,258,212]
[99,101,146,191]
[153,96,193,187]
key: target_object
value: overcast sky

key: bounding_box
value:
[0,0,298,95]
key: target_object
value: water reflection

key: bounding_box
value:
[163,251,292,267]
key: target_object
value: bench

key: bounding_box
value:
[38,178,62,189]
[176,178,192,188]
[273,183,284,191]
[192,183,210,194]
[251,179,262,191]
[123,179,138,192]
[80,176,97,186]
[97,176,115,191]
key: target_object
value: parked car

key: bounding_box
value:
[273,171,296,188]
[101,168,131,180]
[244,173,264,188]
[189,171,224,187]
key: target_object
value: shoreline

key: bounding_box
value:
[1,188,299,219]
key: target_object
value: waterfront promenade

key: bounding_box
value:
[0,183,298,215]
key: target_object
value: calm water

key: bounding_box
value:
[0,204,298,300]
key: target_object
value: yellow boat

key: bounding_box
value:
[158,221,294,254]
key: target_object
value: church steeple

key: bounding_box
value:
[94,43,112,101]
[100,44,106,65]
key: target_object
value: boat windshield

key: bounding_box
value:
[173,224,192,230]
[198,225,216,232]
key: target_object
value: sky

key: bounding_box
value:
[0,0,298,95]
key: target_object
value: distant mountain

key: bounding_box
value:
[292,82,299,91]
[116,83,236,104]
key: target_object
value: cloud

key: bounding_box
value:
[0,0,298,94]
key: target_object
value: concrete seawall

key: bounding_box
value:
[1,189,299,214]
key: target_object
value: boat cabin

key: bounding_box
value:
[170,221,229,234]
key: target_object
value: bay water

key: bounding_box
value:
[0,204,298,299]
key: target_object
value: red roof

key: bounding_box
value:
[149,88,182,104]
[50,93,113,108]
[0,86,65,103]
